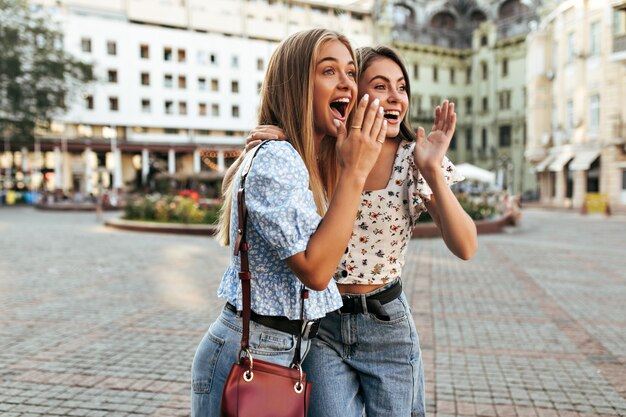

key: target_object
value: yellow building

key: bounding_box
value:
[526,0,626,211]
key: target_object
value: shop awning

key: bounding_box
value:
[535,154,556,172]
[569,149,600,171]
[548,151,575,172]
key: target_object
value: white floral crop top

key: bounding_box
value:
[334,140,464,285]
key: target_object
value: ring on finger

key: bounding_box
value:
[376,138,384,144]
[251,132,256,139]
[351,125,362,129]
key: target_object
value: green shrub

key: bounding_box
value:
[124,195,221,224]
[416,193,498,222]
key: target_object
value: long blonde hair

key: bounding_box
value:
[217,29,355,246]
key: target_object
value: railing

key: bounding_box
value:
[496,11,538,40]
[392,23,473,49]
[614,34,626,53]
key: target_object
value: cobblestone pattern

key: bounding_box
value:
[0,207,625,416]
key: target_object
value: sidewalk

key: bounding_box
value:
[0,207,624,416]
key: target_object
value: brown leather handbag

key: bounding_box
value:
[221,143,311,417]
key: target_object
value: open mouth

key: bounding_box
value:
[384,110,400,121]
[330,98,350,119]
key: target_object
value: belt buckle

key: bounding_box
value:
[301,320,320,339]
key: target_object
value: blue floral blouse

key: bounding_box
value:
[217,141,343,320]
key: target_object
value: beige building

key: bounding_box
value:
[526,0,626,211]
[376,0,540,195]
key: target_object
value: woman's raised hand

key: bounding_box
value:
[245,125,286,152]
[414,100,456,176]
[335,94,387,179]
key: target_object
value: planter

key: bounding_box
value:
[105,217,217,236]
[411,211,518,238]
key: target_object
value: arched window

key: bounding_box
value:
[393,3,415,27]
[498,0,529,20]
[430,11,457,30]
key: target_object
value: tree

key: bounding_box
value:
[0,0,93,147]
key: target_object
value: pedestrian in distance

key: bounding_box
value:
[190,29,387,416]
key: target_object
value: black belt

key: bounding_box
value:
[339,280,402,321]
[225,302,320,339]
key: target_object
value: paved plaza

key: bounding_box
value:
[0,207,625,417]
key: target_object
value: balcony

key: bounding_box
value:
[392,23,473,49]
[495,11,538,40]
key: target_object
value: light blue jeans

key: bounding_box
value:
[191,305,311,417]
[303,284,425,417]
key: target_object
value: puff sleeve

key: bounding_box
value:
[407,143,465,223]
[244,141,322,260]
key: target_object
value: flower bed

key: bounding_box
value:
[123,194,221,225]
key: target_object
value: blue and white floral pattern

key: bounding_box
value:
[217,141,343,320]
[334,139,464,285]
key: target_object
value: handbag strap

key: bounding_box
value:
[234,142,306,367]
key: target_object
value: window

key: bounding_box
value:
[502,58,508,77]
[199,102,207,116]
[210,53,217,65]
[141,99,151,113]
[480,35,487,46]
[466,66,471,84]
[164,128,178,134]
[589,94,600,131]
[178,48,186,63]
[165,100,173,114]
[499,90,511,110]
[231,55,239,68]
[108,69,118,83]
[257,82,262,93]
[257,58,264,71]
[567,32,575,64]
[179,101,187,115]
[198,77,206,91]
[567,99,574,130]
[465,97,473,115]
[499,125,511,147]
[164,47,173,61]
[164,74,173,88]
[481,61,488,80]
[232,105,240,118]
[141,72,150,86]
[412,95,422,117]
[465,128,473,150]
[107,41,117,56]
[482,96,488,112]
[430,96,441,109]
[590,21,600,56]
[433,66,438,82]
[197,51,207,65]
[140,44,149,59]
[178,75,187,89]
[231,81,239,93]
[85,95,94,110]
[450,68,455,84]
[481,128,487,149]
[211,104,219,116]
[413,64,419,79]
[211,79,219,92]
[81,38,91,53]
[109,97,119,111]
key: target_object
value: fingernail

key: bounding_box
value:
[383,120,387,126]
[378,107,384,114]
[333,119,341,127]
[373,98,379,106]
[362,94,369,103]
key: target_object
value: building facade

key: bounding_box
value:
[3,0,373,200]
[526,0,626,211]
[376,0,541,195]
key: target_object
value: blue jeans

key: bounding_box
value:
[191,305,311,417]
[303,285,425,417]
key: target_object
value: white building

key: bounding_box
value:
[21,0,373,198]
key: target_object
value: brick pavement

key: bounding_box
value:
[0,207,624,416]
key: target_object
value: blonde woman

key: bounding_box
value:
[190,29,387,416]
